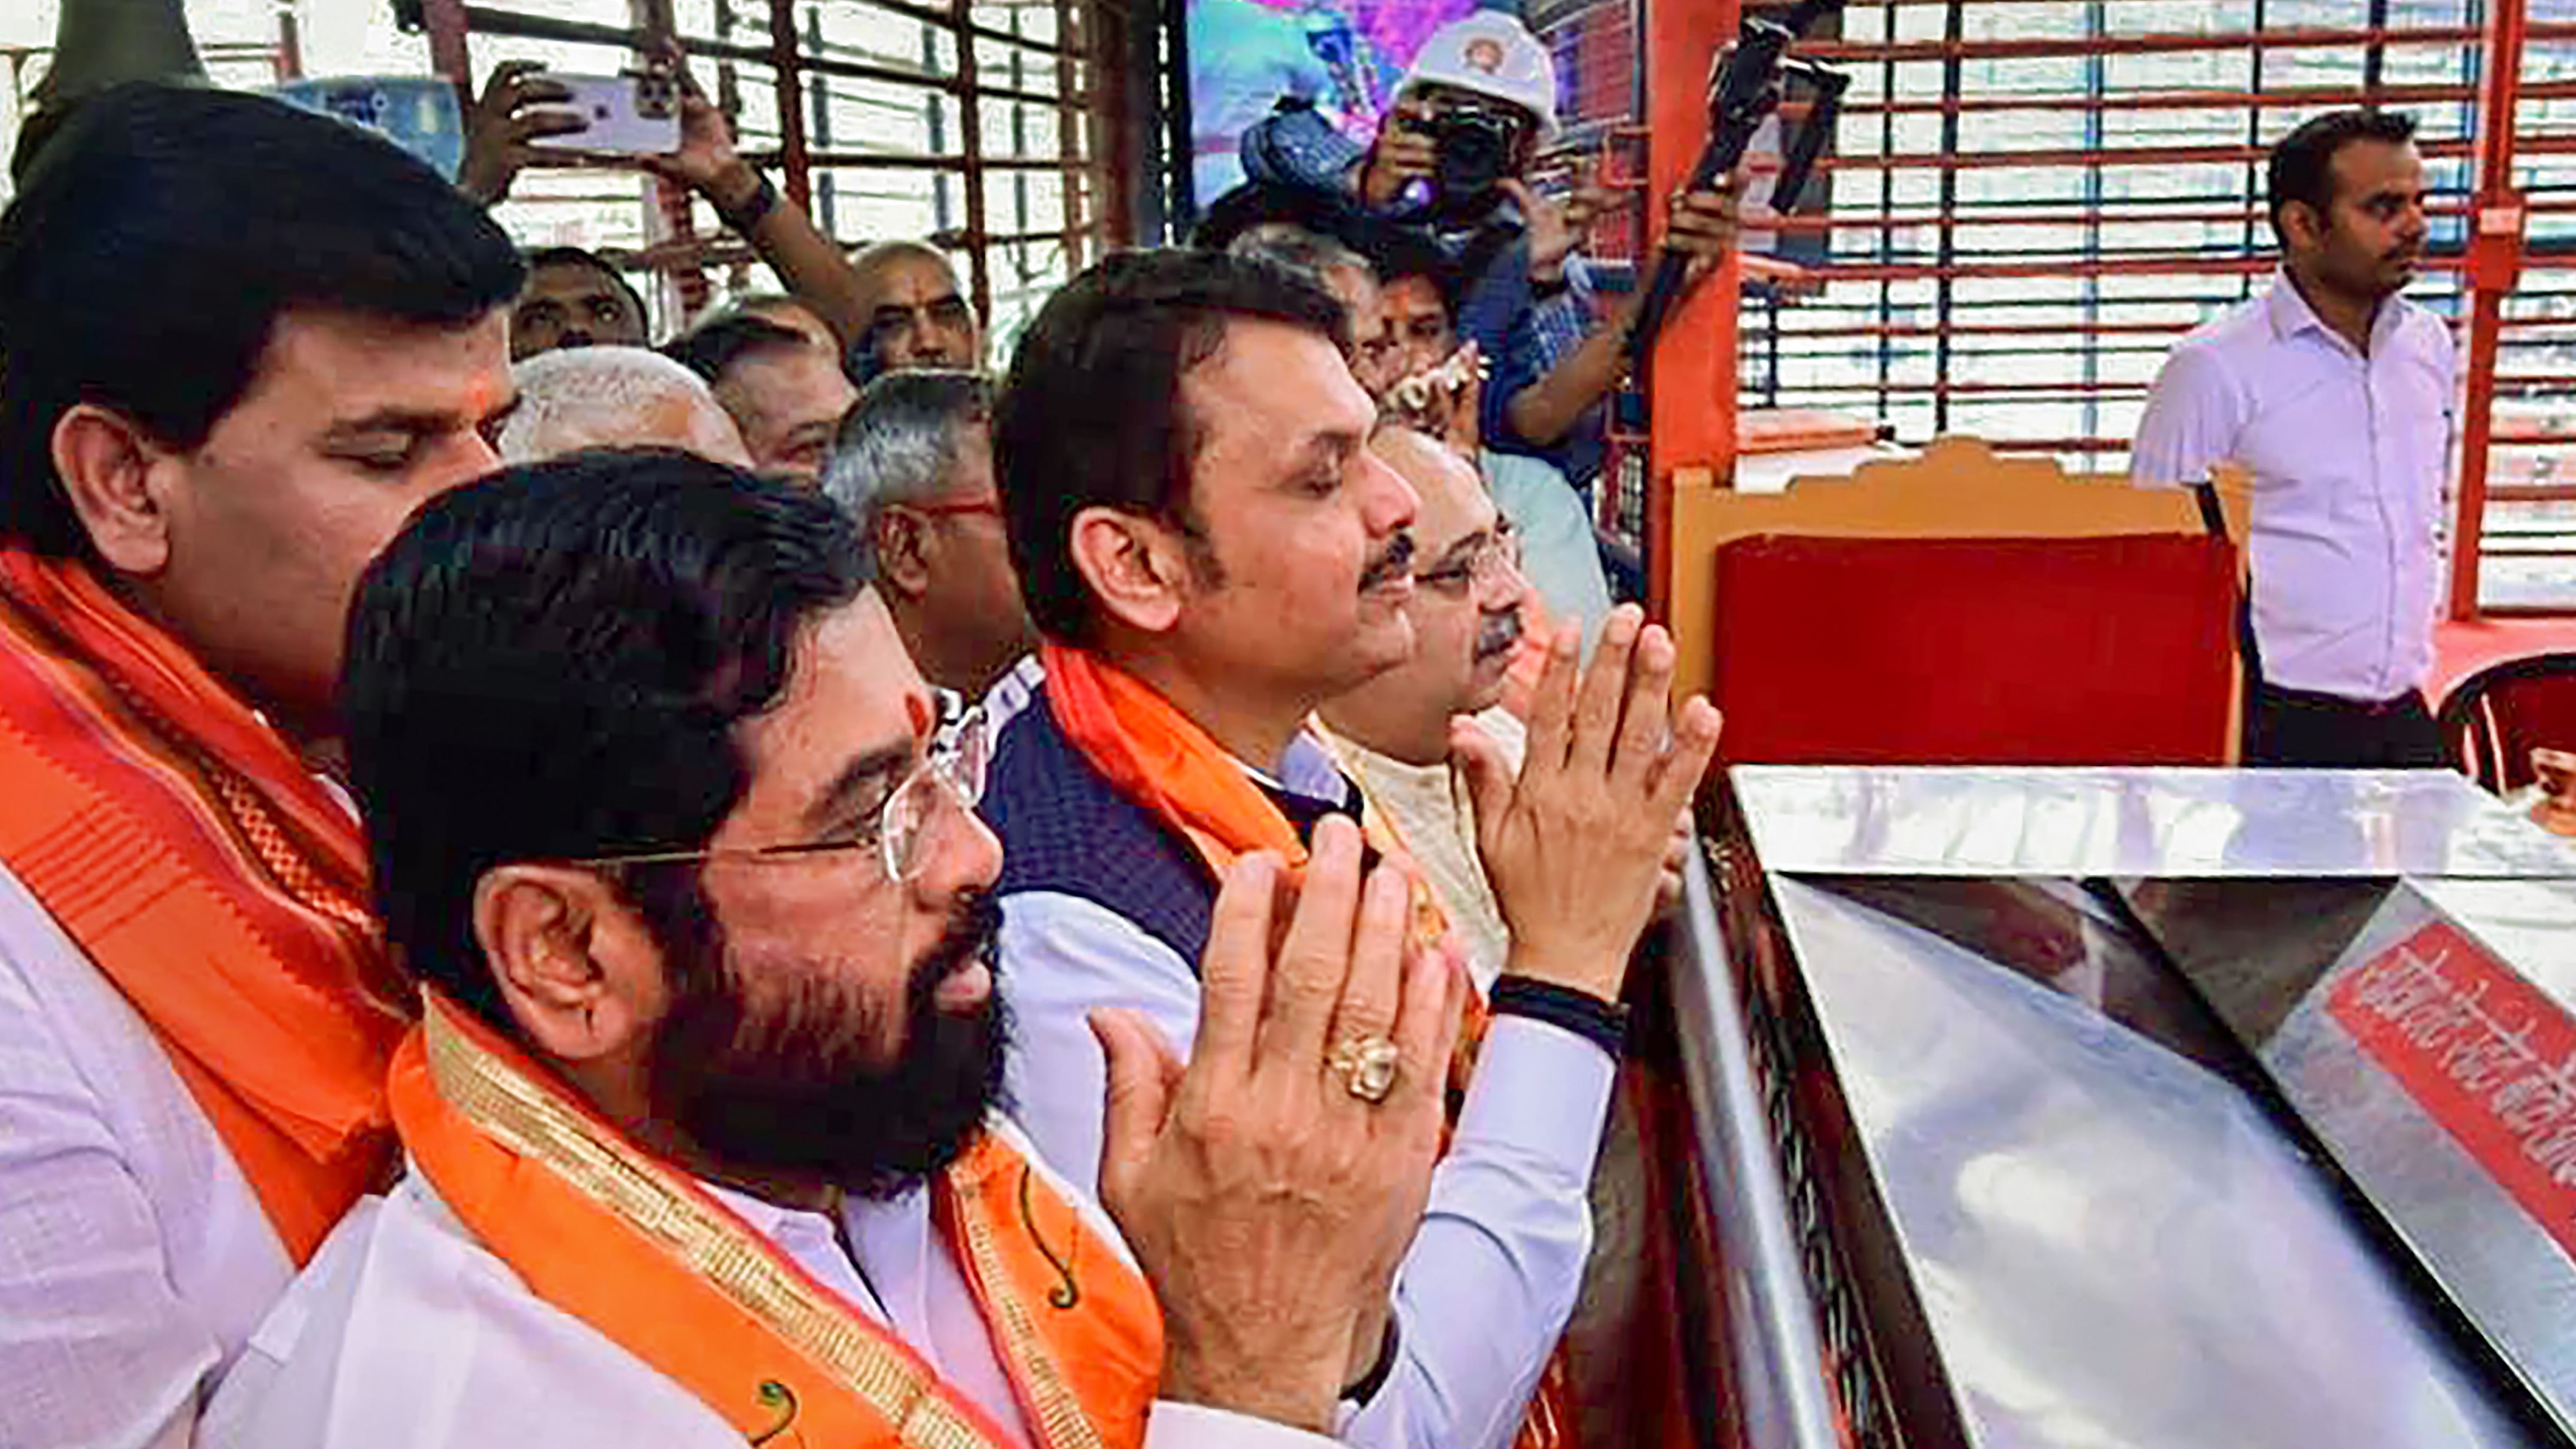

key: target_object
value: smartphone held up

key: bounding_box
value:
[526,65,681,157]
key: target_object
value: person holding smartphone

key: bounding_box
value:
[461,48,881,366]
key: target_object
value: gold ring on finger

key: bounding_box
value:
[1328,1034,1402,1104]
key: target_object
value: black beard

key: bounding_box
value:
[646,892,1009,1201]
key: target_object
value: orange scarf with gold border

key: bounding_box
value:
[0,547,409,1260]
[394,994,1162,1449]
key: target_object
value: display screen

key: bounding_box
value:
[1185,0,1485,209]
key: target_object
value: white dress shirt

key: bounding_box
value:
[2131,270,2456,701]
[0,859,291,1449]
[998,728,1618,1449]
[204,1124,1334,1449]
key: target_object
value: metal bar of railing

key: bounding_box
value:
[1809,134,2574,172]
[1825,81,2563,114]
[1803,22,2576,63]
[1668,844,1845,1449]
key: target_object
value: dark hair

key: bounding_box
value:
[342,448,873,1034]
[2268,109,2418,246]
[992,248,1347,645]
[0,84,524,558]
[663,313,812,385]
[523,245,649,330]
[1362,226,1463,320]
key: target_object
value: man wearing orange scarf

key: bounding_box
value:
[211,454,1465,1449]
[982,249,1721,1449]
[0,86,523,1448]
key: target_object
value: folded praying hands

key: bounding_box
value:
[1091,816,1464,1434]
[1453,603,1724,1004]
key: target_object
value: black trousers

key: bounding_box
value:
[2243,681,2449,769]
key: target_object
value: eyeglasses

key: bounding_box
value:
[573,696,989,884]
[1413,517,1523,598]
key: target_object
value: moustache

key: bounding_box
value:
[1359,531,1418,592]
[914,890,1003,1008]
[1474,607,1524,662]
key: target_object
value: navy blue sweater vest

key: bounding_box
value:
[983,695,1216,966]
[981,693,1363,972]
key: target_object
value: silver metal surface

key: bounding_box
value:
[1667,846,1846,1449]
[1731,765,2576,879]
[1766,876,2534,1449]
[2264,877,2576,1441]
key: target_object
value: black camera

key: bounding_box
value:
[1403,103,1528,218]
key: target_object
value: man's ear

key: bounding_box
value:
[2278,198,2326,254]
[472,864,666,1064]
[50,404,178,576]
[1067,505,1187,636]
[875,506,934,599]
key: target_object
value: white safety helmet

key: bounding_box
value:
[1402,12,1558,139]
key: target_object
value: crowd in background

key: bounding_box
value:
[0,14,1729,1449]
[0,8,2455,1445]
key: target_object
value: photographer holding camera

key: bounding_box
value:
[1239,12,1738,523]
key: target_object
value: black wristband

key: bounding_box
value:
[1341,1314,1400,1405]
[1489,974,1630,1058]
[715,168,780,234]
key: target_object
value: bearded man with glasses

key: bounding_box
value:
[210,449,1471,1448]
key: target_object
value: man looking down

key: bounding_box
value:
[209,452,1465,1448]
[984,248,1722,1449]
[0,83,522,1447]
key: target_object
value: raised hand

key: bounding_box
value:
[455,60,586,205]
[1453,605,1723,1003]
[1502,161,1631,287]
[1384,341,1486,456]
[1664,173,1746,291]
[635,46,757,211]
[1357,101,1439,211]
[1092,817,1463,1433]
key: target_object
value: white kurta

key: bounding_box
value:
[0,859,291,1449]
[1313,708,1528,993]
[203,1135,1333,1449]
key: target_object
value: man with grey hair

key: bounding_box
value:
[497,345,751,465]
[824,369,1033,693]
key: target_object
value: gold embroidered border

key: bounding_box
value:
[422,1007,1005,1449]
[949,1176,1109,1449]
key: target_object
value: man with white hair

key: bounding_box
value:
[824,370,1032,695]
[497,346,751,466]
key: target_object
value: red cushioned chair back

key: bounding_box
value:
[1709,532,2240,765]
[2440,653,2576,793]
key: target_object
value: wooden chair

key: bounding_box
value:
[1664,437,2253,765]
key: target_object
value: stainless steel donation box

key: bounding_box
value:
[1671,765,2576,1449]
